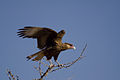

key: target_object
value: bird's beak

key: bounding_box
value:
[71,46,76,50]
[73,46,76,50]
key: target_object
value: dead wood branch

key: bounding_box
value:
[6,69,19,80]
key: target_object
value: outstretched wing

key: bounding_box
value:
[17,26,57,49]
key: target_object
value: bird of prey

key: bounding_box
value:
[17,26,76,66]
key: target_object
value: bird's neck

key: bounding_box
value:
[61,43,68,51]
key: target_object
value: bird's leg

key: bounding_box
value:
[55,60,63,67]
[48,60,54,68]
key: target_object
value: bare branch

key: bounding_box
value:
[39,61,42,76]
[6,69,19,80]
[6,69,11,80]
[39,65,54,80]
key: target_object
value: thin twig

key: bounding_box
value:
[6,69,16,80]
[16,75,19,80]
[7,69,11,80]
[39,61,42,76]
[39,65,54,80]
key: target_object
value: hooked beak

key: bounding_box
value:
[73,46,76,50]
[71,46,76,50]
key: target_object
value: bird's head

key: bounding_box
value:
[62,43,76,50]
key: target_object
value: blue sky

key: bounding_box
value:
[0,0,120,80]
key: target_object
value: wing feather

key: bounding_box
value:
[17,26,57,49]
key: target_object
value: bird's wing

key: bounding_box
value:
[54,30,66,44]
[17,26,57,49]
[57,30,65,39]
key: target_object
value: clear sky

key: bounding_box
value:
[0,0,120,80]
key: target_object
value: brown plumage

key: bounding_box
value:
[17,26,75,65]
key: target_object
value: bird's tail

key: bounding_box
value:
[26,51,45,61]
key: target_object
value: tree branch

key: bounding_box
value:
[6,69,19,80]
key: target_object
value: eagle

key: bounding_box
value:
[17,26,76,65]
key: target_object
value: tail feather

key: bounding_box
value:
[32,52,44,61]
[26,51,44,61]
